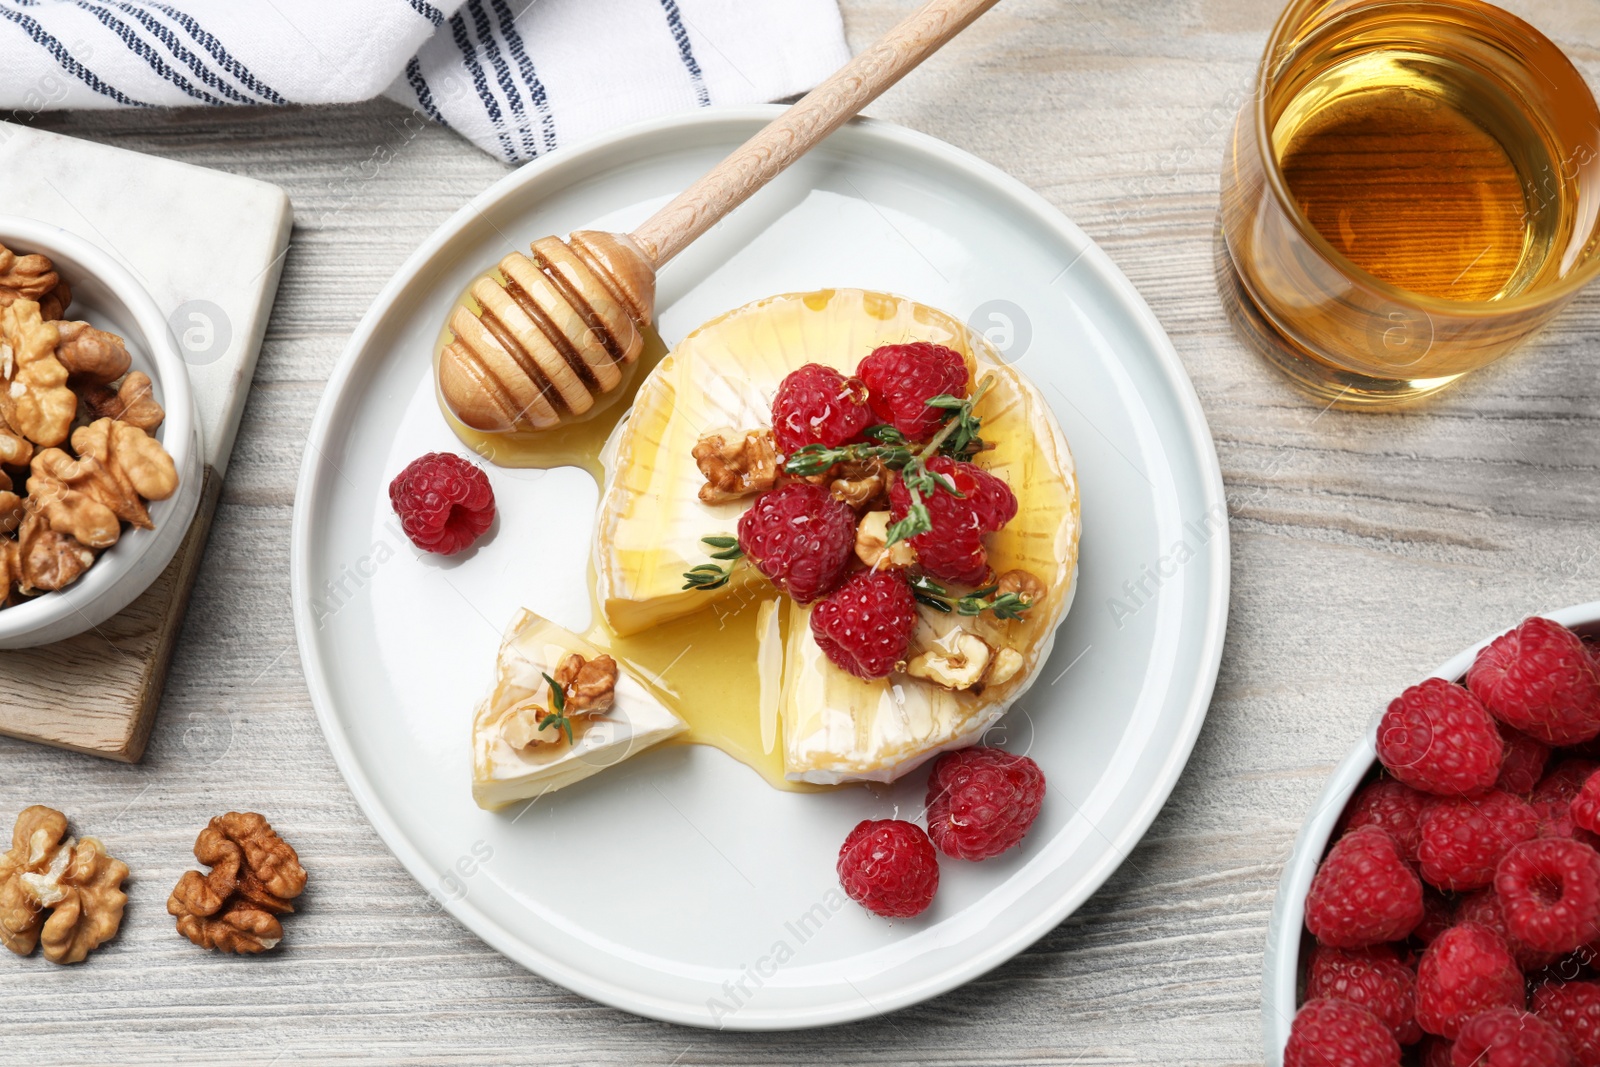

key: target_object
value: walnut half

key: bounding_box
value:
[0,805,128,964]
[168,812,307,954]
[554,652,618,714]
[78,371,164,432]
[0,299,74,448]
[693,429,776,505]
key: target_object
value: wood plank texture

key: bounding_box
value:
[0,468,220,761]
[2,0,1599,1063]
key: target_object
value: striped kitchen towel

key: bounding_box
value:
[0,0,852,164]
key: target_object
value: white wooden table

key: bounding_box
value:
[4,1,1598,1062]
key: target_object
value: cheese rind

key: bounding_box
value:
[470,610,688,810]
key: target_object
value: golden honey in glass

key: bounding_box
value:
[1220,0,1600,406]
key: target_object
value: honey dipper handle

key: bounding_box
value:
[627,0,1001,268]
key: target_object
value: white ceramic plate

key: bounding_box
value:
[291,107,1229,1029]
[1262,601,1600,1063]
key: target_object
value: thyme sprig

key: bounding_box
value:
[538,672,574,745]
[681,535,744,591]
[909,575,1034,621]
[884,376,995,546]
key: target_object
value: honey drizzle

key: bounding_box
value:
[437,304,824,791]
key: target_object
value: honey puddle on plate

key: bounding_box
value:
[439,313,825,792]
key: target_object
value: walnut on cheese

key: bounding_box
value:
[854,510,916,569]
[168,812,307,954]
[906,630,1027,693]
[692,428,776,504]
[500,652,620,749]
[827,456,888,511]
[0,805,129,964]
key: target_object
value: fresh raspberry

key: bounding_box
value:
[1307,942,1422,1045]
[388,452,496,555]
[1500,730,1554,796]
[1416,924,1525,1038]
[857,341,969,441]
[1534,979,1600,1066]
[809,569,918,679]
[1496,839,1600,955]
[1468,617,1600,746]
[1535,761,1600,844]
[1342,779,1430,864]
[1417,791,1540,892]
[933,456,1017,532]
[737,483,856,603]
[1451,1007,1574,1067]
[770,363,873,455]
[1285,999,1402,1067]
[1456,889,1561,971]
[887,457,1014,585]
[836,819,939,918]
[1571,772,1600,837]
[1376,678,1505,797]
[1307,826,1425,948]
[924,747,1046,860]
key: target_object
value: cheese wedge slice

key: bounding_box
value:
[471,609,687,809]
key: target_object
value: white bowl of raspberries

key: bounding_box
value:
[1267,603,1600,1066]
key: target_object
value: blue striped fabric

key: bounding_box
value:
[0,0,851,164]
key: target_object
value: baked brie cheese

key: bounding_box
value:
[594,289,1080,785]
[471,609,687,809]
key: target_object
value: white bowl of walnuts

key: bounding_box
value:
[0,216,201,649]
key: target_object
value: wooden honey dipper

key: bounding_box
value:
[438,0,1001,434]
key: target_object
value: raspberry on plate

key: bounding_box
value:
[770,363,873,455]
[1416,923,1525,1039]
[836,819,939,918]
[1306,826,1424,948]
[1342,779,1430,864]
[1307,942,1422,1045]
[887,456,1014,586]
[1455,889,1561,971]
[809,569,918,679]
[1375,678,1505,797]
[1535,979,1600,1067]
[1468,617,1600,746]
[388,452,496,555]
[924,747,1046,861]
[1500,730,1553,796]
[1451,1007,1575,1067]
[857,341,969,441]
[1286,998,1402,1067]
[1496,839,1600,955]
[737,483,857,603]
[1416,791,1539,892]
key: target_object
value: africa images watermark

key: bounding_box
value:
[1105,501,1228,631]
[705,885,850,1028]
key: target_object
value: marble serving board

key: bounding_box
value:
[0,120,291,761]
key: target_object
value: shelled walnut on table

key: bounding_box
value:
[0,242,180,607]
